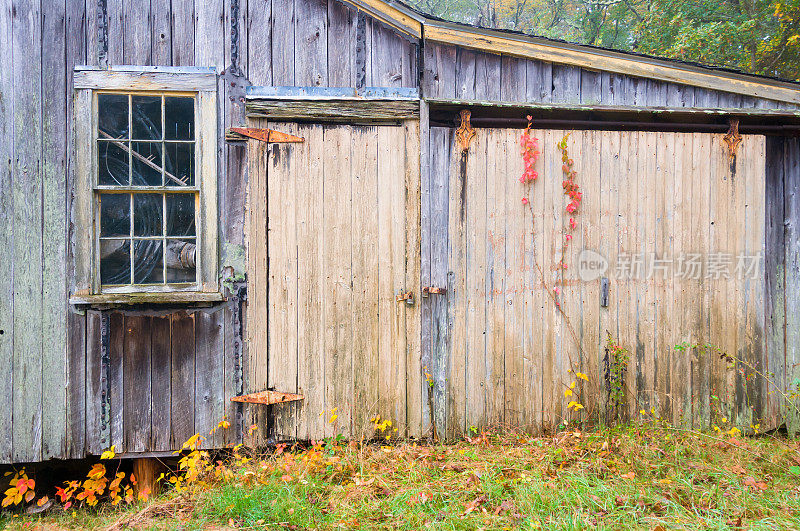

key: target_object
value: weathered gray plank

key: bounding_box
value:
[171,312,195,447]
[474,51,501,101]
[272,0,295,84]
[171,0,195,66]
[151,0,171,64]
[580,69,602,104]
[195,309,225,448]
[108,312,124,451]
[66,310,86,459]
[551,64,581,104]
[246,99,419,121]
[107,0,124,64]
[371,21,403,87]
[454,48,476,100]
[500,55,525,103]
[85,311,105,455]
[0,0,14,463]
[41,0,68,460]
[526,59,552,103]
[295,0,327,86]
[123,315,152,453]
[422,42,456,99]
[12,0,43,464]
[222,304,242,447]
[785,137,800,436]
[327,0,353,87]
[765,137,786,429]
[150,315,171,451]
[665,83,695,107]
[419,101,433,437]
[429,127,451,438]
[123,0,151,63]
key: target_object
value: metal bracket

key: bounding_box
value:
[723,119,742,160]
[230,390,304,405]
[226,127,305,143]
[422,286,446,297]
[396,291,415,306]
[455,109,476,152]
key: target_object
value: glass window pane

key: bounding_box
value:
[131,141,163,186]
[98,140,129,185]
[164,97,194,140]
[133,240,163,284]
[164,142,194,186]
[133,193,163,237]
[131,95,162,140]
[166,239,196,283]
[100,239,131,285]
[99,193,130,237]
[166,193,195,236]
[98,94,128,139]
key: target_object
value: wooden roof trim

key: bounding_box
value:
[424,23,800,104]
[335,0,800,103]
[338,0,423,38]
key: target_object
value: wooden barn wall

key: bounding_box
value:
[425,127,771,437]
[421,42,798,109]
[0,0,417,464]
[246,121,423,441]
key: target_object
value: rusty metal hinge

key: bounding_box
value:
[422,286,446,297]
[455,109,476,152]
[230,390,304,405]
[723,119,742,160]
[396,291,415,305]
[226,127,305,143]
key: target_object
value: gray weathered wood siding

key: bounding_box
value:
[421,42,798,110]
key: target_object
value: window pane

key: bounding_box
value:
[99,193,130,237]
[131,141,163,186]
[164,142,194,186]
[166,239,196,283]
[166,193,195,236]
[164,97,194,140]
[98,141,129,185]
[100,239,131,285]
[133,193,163,236]
[133,240,163,284]
[131,95,162,140]
[98,94,128,139]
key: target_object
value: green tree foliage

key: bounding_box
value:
[407,0,800,80]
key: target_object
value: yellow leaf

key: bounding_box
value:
[564,389,573,397]
[101,445,116,460]
[569,382,576,389]
[576,372,588,381]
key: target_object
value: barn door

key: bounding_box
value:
[427,127,767,438]
[246,121,423,442]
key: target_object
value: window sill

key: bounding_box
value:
[70,291,225,307]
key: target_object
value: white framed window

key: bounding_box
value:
[71,67,219,304]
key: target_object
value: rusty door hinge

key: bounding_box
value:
[230,390,304,405]
[456,109,476,152]
[723,119,742,160]
[226,127,305,143]
[422,286,446,297]
[396,291,415,305]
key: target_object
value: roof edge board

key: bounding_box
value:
[426,22,800,104]
[337,0,423,38]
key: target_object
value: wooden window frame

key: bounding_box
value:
[71,67,219,305]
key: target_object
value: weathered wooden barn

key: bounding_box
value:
[3,0,800,466]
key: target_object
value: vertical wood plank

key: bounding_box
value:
[150,315,171,451]
[295,125,326,440]
[0,0,14,462]
[85,311,105,455]
[371,23,403,87]
[422,43,456,99]
[465,131,487,430]
[420,102,433,437]
[41,0,68,460]
[108,312,124,451]
[195,309,225,448]
[12,0,43,463]
[327,0,353,87]
[455,48,476,100]
[785,137,800,435]
[272,0,295,85]
[171,0,195,66]
[404,120,423,438]
[171,312,195,447]
[474,52,501,102]
[151,0,171,64]
[500,56,526,103]
[324,126,353,438]
[122,0,151,64]
[295,0,327,86]
[525,60,552,104]
[247,0,272,84]
[580,69,602,104]
[66,310,87,459]
[123,315,152,453]
[106,0,125,64]
[551,65,581,104]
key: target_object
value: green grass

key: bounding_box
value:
[4,424,800,530]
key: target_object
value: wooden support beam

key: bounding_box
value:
[230,390,304,405]
[226,127,305,143]
[245,99,420,122]
[132,457,163,498]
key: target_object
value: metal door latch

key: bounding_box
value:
[422,286,446,297]
[396,291,415,306]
